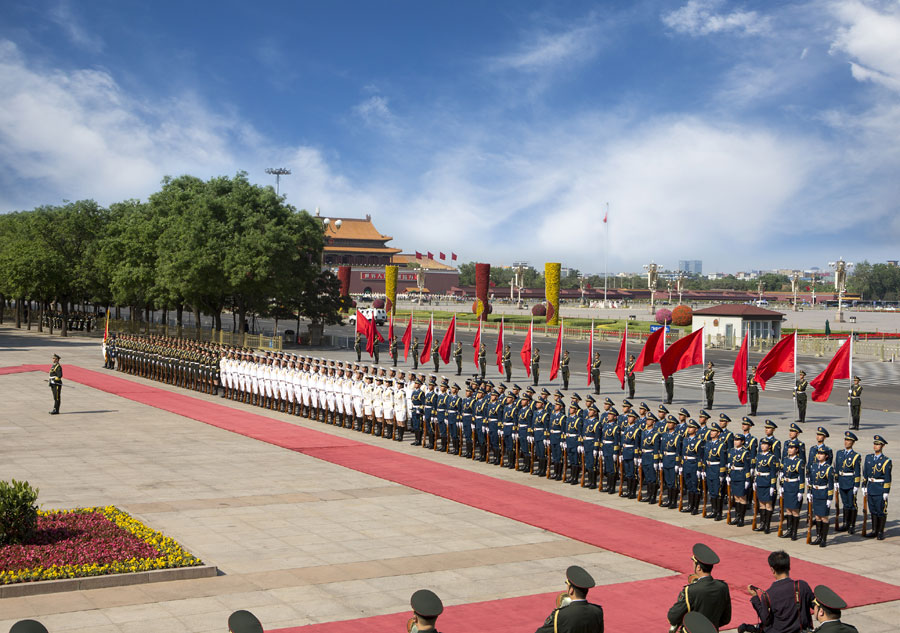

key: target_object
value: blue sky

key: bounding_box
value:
[1,0,899,274]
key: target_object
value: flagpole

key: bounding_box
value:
[747,329,752,414]
[793,329,799,423]
[848,332,853,429]
[700,326,705,405]
[559,319,564,387]
[604,202,609,307]
[661,323,667,402]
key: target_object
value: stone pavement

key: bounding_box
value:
[0,326,897,632]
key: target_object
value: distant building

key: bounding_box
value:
[692,304,785,346]
[319,212,401,267]
[678,260,703,275]
[707,272,726,280]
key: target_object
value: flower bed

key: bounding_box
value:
[0,506,202,584]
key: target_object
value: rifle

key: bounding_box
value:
[806,497,814,544]
[471,425,477,461]
[546,442,552,479]
[862,494,868,537]
[638,460,644,501]
[562,447,567,480]
[834,487,841,530]
[751,487,759,530]
[678,470,685,512]
[581,450,586,487]
[659,465,665,507]
[499,434,504,466]
[778,496,785,537]
[514,435,519,469]
[618,456,625,496]
[702,476,708,517]
[727,483,733,524]
[598,452,604,492]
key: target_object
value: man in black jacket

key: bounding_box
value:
[536,565,604,633]
[740,550,814,633]
[667,544,731,631]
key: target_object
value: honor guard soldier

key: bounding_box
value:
[390,335,399,366]
[412,336,420,370]
[626,354,636,398]
[848,376,862,430]
[779,439,806,540]
[228,610,263,633]
[661,415,682,508]
[532,396,549,476]
[516,390,534,471]
[621,410,641,498]
[702,361,716,409]
[354,332,362,362]
[667,544,731,632]
[503,344,513,381]
[561,350,571,390]
[478,342,487,379]
[639,413,662,503]
[535,565,604,633]
[431,342,440,372]
[809,446,835,547]
[531,348,541,386]
[703,423,729,521]
[808,427,833,476]
[664,372,675,405]
[48,354,63,415]
[681,420,705,514]
[794,370,809,423]
[590,352,602,395]
[10,621,50,633]
[410,589,445,633]
[784,423,806,470]
[373,335,381,364]
[812,585,859,633]
[862,435,891,540]
[748,366,760,416]
[582,405,601,488]
[446,383,462,455]
[461,383,475,457]
[601,409,620,493]
[835,431,861,534]
[564,401,583,484]
[754,437,780,533]
[727,434,753,527]
[453,341,463,375]
[549,400,565,480]
[740,417,759,460]
[761,420,780,460]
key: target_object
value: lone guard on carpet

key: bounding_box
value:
[664,372,674,405]
[702,361,716,410]
[793,370,808,423]
[454,341,463,375]
[741,550,814,633]
[373,336,380,364]
[228,610,263,633]
[48,354,63,415]
[862,435,891,540]
[10,621,49,633]
[409,589,444,633]
[354,332,362,362]
[835,431,861,534]
[479,342,487,379]
[535,565,604,633]
[412,336,420,370]
[748,366,760,416]
[591,352,602,395]
[531,348,541,386]
[848,376,862,430]
[431,342,440,372]
[561,349,571,390]
[503,344,512,381]
[390,335,399,366]
[625,353,636,398]
[812,585,859,633]
[667,543,731,632]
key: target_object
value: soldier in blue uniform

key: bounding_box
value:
[516,391,533,471]
[697,409,712,441]
[740,417,759,460]
[808,427,833,477]
[549,400,566,480]
[656,404,670,433]
[660,415,682,508]
[676,408,690,436]
[473,386,488,461]
[423,379,438,449]
[582,406,601,489]
[681,420,705,514]
[863,435,891,540]
[754,436,780,533]
[497,391,513,466]
[601,408,620,494]
[488,389,504,464]
[727,434,753,527]
[762,420,781,463]
[531,396,549,476]
[504,390,520,468]
[410,379,424,446]
[435,379,449,452]
[639,413,661,503]
[835,431,861,534]
[620,410,641,498]
[779,439,806,540]
[446,383,461,455]
[565,402,583,485]
[809,445,835,547]
[618,399,634,427]
[784,423,806,470]
[703,423,729,520]
[718,413,735,450]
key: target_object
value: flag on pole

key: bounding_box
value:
[521,318,533,377]
[439,252,446,260]
[614,325,628,389]
[603,209,608,223]
[496,316,505,373]
[634,326,666,372]
[660,327,705,378]
[473,319,482,368]
[419,314,433,365]
[388,313,394,343]
[356,309,375,357]
[810,337,851,402]
[549,322,563,380]
[427,251,434,260]
[755,332,796,390]
[451,252,458,261]
[103,311,110,342]
[587,320,594,386]
[733,333,749,405]
[402,313,413,360]
[438,315,456,363]
[415,251,423,260]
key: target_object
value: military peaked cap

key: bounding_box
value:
[227,610,263,633]
[411,589,444,617]
[691,543,720,566]
[566,565,595,589]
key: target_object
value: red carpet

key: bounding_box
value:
[5,364,900,632]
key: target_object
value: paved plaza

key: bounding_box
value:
[0,325,898,632]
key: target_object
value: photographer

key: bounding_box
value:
[739,551,814,633]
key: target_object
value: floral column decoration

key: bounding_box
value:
[473,263,491,320]
[337,266,351,314]
[384,265,398,315]
[545,262,561,325]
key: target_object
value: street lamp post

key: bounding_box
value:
[643,262,659,315]
[757,279,764,304]
[317,207,342,270]
[265,167,291,196]
[676,271,685,305]
[829,258,854,323]
[791,271,800,311]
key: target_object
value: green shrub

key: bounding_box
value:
[0,479,40,545]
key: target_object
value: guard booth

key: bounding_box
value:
[691,304,785,349]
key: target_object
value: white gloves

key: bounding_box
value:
[853,487,858,496]
[826,500,832,509]
[778,486,783,495]
[726,476,731,485]
[577,446,584,454]
[798,493,802,502]
[594,451,599,459]
[753,482,757,491]
[700,472,706,480]
[885,494,889,502]
[527,436,533,444]
[834,484,840,493]
[677,466,683,474]
[544,440,550,447]
[807,493,813,503]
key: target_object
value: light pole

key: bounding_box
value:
[791,271,800,311]
[265,167,291,196]
[643,262,659,315]
[829,258,854,322]
[757,279,764,303]
[316,207,342,270]
[676,271,685,305]
[579,275,587,307]
[667,279,673,303]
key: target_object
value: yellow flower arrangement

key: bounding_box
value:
[545,262,561,325]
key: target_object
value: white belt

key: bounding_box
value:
[665,451,677,456]
[784,478,800,482]
[731,467,745,471]
[603,440,614,444]
[684,456,697,460]
[840,472,855,476]
[623,444,634,448]
[708,461,720,465]
[869,478,885,483]
[812,485,829,490]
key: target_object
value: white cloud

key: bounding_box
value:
[489,18,604,73]
[830,0,900,92]
[48,0,104,53]
[663,0,771,37]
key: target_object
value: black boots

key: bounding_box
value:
[867,515,886,540]
[847,509,857,535]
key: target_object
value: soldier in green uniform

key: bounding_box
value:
[390,335,398,367]
[412,336,420,369]
[10,620,50,633]
[410,589,445,633]
[667,544,731,632]
[373,335,380,364]
[48,354,63,415]
[535,565,604,633]
[626,354,636,398]
[561,350,571,390]
[454,341,463,375]
[228,609,263,633]
[812,585,859,633]
[478,342,487,379]
[503,344,512,382]
[591,352,602,395]
[531,348,541,386]
[431,342,440,372]
[748,366,760,416]
[848,376,862,430]
[702,361,716,410]
[794,370,809,423]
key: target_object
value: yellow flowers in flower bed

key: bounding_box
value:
[0,506,202,585]
[545,262,561,326]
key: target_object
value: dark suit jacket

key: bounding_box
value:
[667,575,731,630]
[535,599,604,633]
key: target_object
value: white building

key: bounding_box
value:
[692,304,785,348]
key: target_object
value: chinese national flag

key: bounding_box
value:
[614,326,628,389]
[401,314,413,360]
[521,319,533,377]
[388,314,394,342]
[755,332,796,390]
[473,320,482,368]
[587,320,594,386]
[549,323,563,380]
[427,251,434,260]
[437,315,455,363]
[634,326,666,372]
[733,334,749,405]
[356,309,375,357]
[810,337,851,402]
[660,327,705,378]
[496,316,505,373]
[420,315,433,365]
[415,251,423,260]
[439,252,446,260]
[451,252,458,261]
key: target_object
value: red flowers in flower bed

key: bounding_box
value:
[0,511,159,572]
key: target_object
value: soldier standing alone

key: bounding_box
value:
[848,376,862,430]
[591,352,602,395]
[561,350,571,390]
[354,332,362,362]
[748,366,760,416]
[626,354,636,398]
[702,361,716,410]
[531,348,541,386]
[48,354,63,415]
[794,370,809,423]
[412,336,420,370]
[454,341,463,375]
[478,342,487,379]
[503,344,512,382]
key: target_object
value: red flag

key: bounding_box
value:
[614,326,628,389]
[660,327,705,378]
[356,309,375,357]
[415,251,423,260]
[427,251,434,260]
[733,333,749,405]
[810,337,851,402]
[549,323,563,380]
[388,314,394,343]
[521,319,533,377]
[496,317,505,373]
[438,315,456,363]
[473,320,482,368]
[401,313,413,360]
[634,327,666,372]
[451,252,458,261]
[587,320,594,386]
[419,315,433,365]
[439,252,446,260]
[755,332,796,390]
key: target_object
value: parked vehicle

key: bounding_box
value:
[348,307,387,326]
